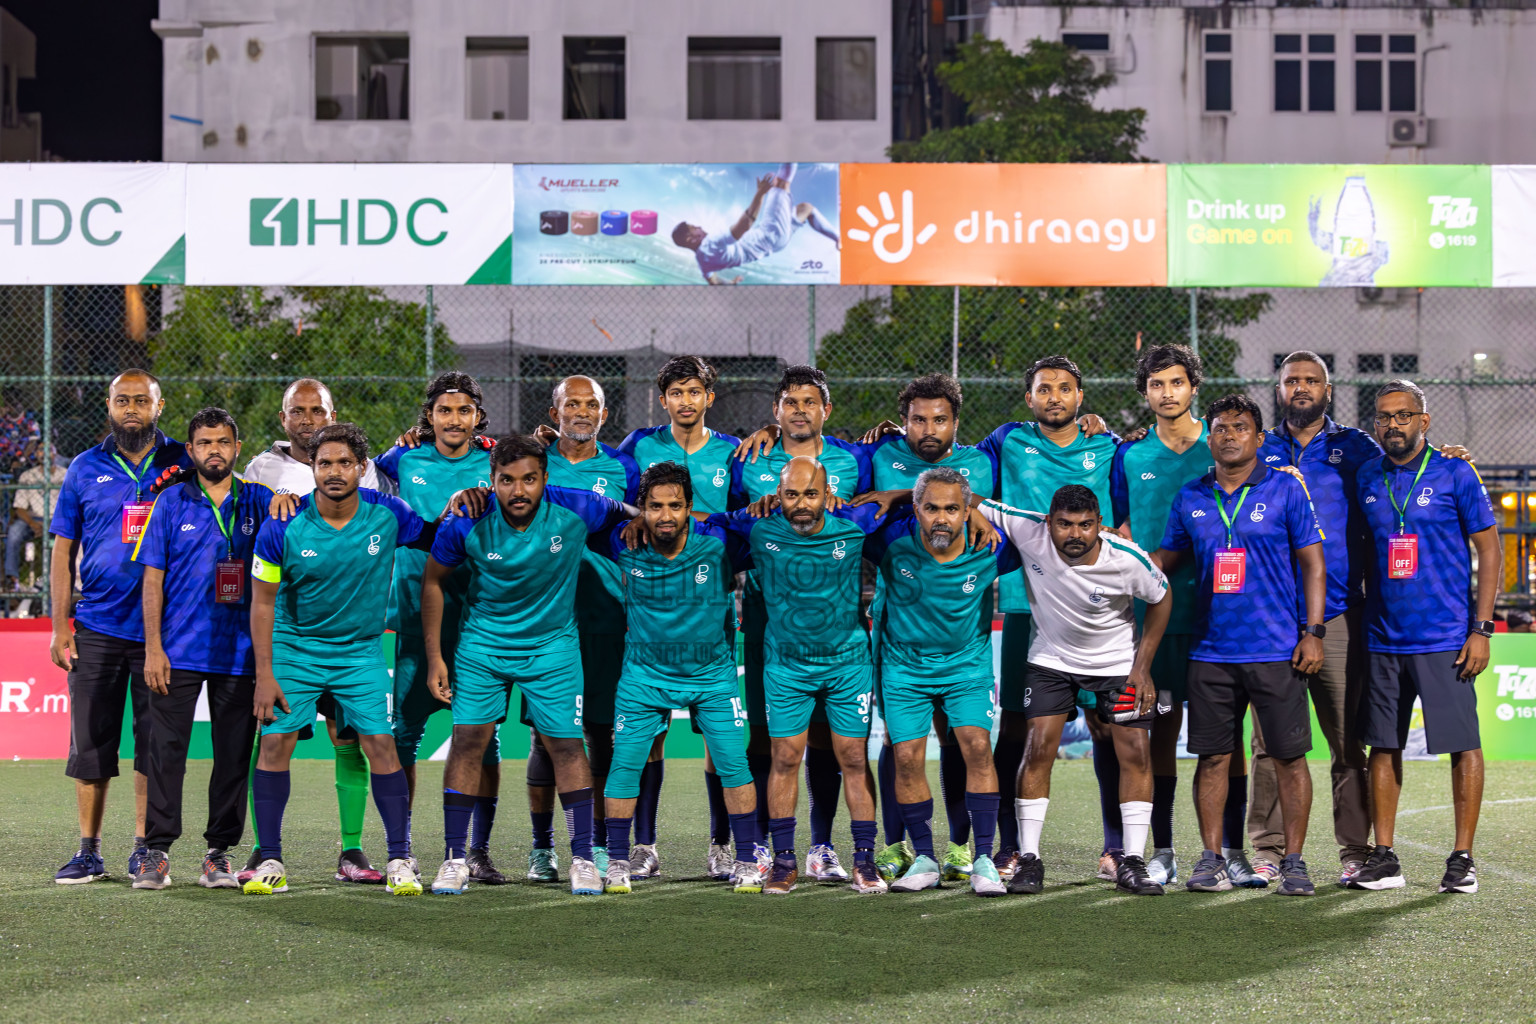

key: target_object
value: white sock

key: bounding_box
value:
[777,162,796,184]
[1014,798,1049,857]
[1120,801,1153,860]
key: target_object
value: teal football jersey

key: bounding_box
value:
[543,441,640,634]
[1109,424,1211,635]
[978,421,1118,614]
[618,425,741,514]
[729,436,873,504]
[864,435,997,500]
[373,444,493,636]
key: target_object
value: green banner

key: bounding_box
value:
[1169,164,1491,287]
[1474,634,1536,760]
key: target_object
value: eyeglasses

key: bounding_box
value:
[1373,411,1424,427]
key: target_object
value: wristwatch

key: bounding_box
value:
[1302,624,1327,639]
[1470,620,1496,638]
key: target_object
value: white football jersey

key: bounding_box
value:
[242,440,390,496]
[980,501,1169,676]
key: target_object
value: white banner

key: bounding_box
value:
[0,163,186,284]
[185,164,513,285]
[1493,166,1536,286]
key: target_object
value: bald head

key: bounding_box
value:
[279,378,337,457]
[107,369,164,454]
[778,456,829,536]
[550,375,608,443]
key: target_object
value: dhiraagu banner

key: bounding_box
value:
[185,164,513,285]
[0,163,186,284]
[1168,164,1491,287]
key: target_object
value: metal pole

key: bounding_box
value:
[806,285,817,368]
[424,284,436,379]
[951,285,961,378]
[41,284,53,616]
[1187,288,1200,417]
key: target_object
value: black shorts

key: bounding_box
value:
[65,626,151,780]
[1187,660,1313,760]
[1362,651,1480,755]
[1022,663,1151,731]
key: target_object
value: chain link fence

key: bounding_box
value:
[1,282,1532,612]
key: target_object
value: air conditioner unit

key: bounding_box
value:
[1356,287,1402,306]
[1388,116,1429,147]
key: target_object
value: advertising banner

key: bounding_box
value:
[1492,166,1536,286]
[1476,634,1536,760]
[512,163,841,285]
[185,164,513,285]
[0,163,186,284]
[1169,164,1491,287]
[838,163,1167,286]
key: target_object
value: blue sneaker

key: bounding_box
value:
[1277,853,1315,896]
[55,847,106,885]
[1185,850,1233,892]
[128,844,148,878]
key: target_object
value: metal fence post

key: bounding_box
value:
[424,284,436,380]
[807,285,817,368]
[41,284,53,615]
[952,285,961,379]
[1187,288,1200,417]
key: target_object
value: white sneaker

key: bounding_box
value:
[629,842,661,880]
[753,842,772,873]
[569,857,602,895]
[242,857,288,895]
[1147,847,1178,886]
[431,857,469,895]
[807,843,849,882]
[386,857,423,896]
[705,843,734,881]
[604,858,632,894]
[733,860,765,893]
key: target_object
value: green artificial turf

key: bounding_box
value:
[2,758,1533,1023]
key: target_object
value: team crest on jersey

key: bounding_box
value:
[242,517,254,535]
[694,563,710,584]
[712,468,727,488]
[1089,586,1106,605]
[1249,503,1266,523]
[1417,487,1434,507]
[549,535,563,553]
[962,574,977,594]
[411,475,427,486]
[832,540,847,560]
[367,534,381,555]
[959,467,971,477]
[593,476,609,496]
[828,475,841,493]
[1082,452,1097,470]
[1329,449,1343,464]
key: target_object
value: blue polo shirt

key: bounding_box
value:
[131,475,275,675]
[1160,463,1324,664]
[1259,416,1382,621]
[51,430,190,642]
[1357,447,1497,655]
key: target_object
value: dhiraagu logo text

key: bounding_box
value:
[249,198,448,247]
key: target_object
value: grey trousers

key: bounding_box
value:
[1248,607,1374,866]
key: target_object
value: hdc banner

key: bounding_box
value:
[1168,164,1491,287]
[0,163,186,284]
[838,163,1167,286]
[185,164,513,285]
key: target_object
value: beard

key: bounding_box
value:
[563,429,596,443]
[927,526,955,551]
[1283,398,1326,430]
[788,514,820,536]
[110,417,156,453]
[197,461,232,484]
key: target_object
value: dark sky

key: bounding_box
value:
[7,0,162,161]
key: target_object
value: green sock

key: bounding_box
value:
[333,743,370,851]
[247,742,261,852]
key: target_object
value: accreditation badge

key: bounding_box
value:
[1387,534,1419,580]
[121,502,154,543]
[214,557,246,603]
[1213,548,1247,594]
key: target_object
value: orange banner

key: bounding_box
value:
[839,163,1167,286]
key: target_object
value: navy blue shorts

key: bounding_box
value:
[1362,651,1480,755]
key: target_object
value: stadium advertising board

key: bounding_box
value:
[1168,164,1492,288]
[0,163,186,284]
[1492,165,1536,286]
[511,163,841,285]
[837,162,1167,286]
[184,163,513,285]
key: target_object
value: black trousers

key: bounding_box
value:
[144,669,256,854]
[65,626,151,781]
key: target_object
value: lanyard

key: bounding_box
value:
[112,451,152,501]
[198,477,240,556]
[1211,484,1252,549]
[1384,448,1431,535]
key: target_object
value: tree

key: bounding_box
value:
[151,286,449,467]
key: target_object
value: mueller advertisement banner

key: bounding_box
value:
[837,163,1167,286]
[0,163,186,284]
[1168,164,1492,288]
[512,162,841,285]
[185,163,514,285]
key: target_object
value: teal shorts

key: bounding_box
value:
[266,641,392,738]
[608,663,750,798]
[880,673,998,745]
[997,612,1033,714]
[455,643,585,740]
[764,662,875,739]
[392,631,450,763]
[1150,633,1191,704]
[518,628,625,732]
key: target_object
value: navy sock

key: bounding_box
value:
[704,770,731,845]
[559,787,595,863]
[634,761,664,846]
[966,791,1000,859]
[80,836,101,854]
[369,769,412,861]
[805,746,841,848]
[899,799,936,860]
[747,753,772,841]
[1091,733,1124,853]
[470,795,497,850]
[992,738,1025,853]
[253,769,290,863]
[530,810,555,850]
[769,816,797,863]
[442,789,475,860]
[878,744,904,845]
[729,810,760,864]
[938,742,971,845]
[1222,774,1248,849]
[851,819,877,865]
[133,834,146,849]
[1152,775,1178,849]
[605,816,632,864]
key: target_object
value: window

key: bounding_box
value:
[1061,33,1111,53]
[688,37,780,120]
[466,38,528,121]
[1204,33,1232,112]
[1390,353,1419,374]
[1274,34,1334,112]
[816,37,876,120]
[564,36,625,120]
[1356,353,1386,375]
[1355,34,1416,112]
[315,37,410,121]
